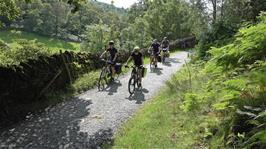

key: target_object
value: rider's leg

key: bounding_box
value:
[152,55,155,65]
[108,65,112,76]
[111,65,116,78]
[137,67,142,87]
[155,55,158,67]
[138,67,142,83]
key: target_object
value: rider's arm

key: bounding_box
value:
[100,51,107,59]
[148,46,152,53]
[125,56,132,65]
[158,45,161,54]
[113,52,118,62]
[141,56,144,66]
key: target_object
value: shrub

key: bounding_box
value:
[0,39,51,66]
[197,20,237,59]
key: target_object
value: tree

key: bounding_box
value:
[81,22,112,52]
[0,0,85,28]
[0,0,20,27]
[208,0,218,23]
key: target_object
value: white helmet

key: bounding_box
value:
[133,46,140,51]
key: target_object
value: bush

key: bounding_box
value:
[167,12,266,148]
[0,39,51,66]
[204,12,266,148]
[197,20,238,59]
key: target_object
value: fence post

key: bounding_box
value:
[36,69,62,100]
[60,50,73,84]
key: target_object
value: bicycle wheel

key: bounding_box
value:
[150,56,154,71]
[150,57,152,69]
[136,70,142,89]
[128,76,136,95]
[98,68,107,91]
[137,77,142,90]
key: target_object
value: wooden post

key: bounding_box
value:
[60,51,73,84]
[36,69,62,100]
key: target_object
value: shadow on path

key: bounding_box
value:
[162,61,172,67]
[151,68,163,76]
[127,88,149,104]
[0,97,113,148]
[106,81,122,96]
[168,57,181,63]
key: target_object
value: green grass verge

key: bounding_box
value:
[112,62,219,149]
[72,70,101,93]
[0,30,80,52]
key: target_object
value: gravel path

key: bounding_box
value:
[0,52,188,149]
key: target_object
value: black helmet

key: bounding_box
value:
[109,40,114,45]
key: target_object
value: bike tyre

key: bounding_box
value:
[98,68,107,91]
[128,77,135,95]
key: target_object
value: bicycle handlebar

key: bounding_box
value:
[125,65,143,68]
[101,59,114,64]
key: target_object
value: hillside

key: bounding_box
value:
[0,30,80,51]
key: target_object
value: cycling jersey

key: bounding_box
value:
[151,42,160,54]
[131,52,143,66]
[162,40,169,48]
[106,47,118,62]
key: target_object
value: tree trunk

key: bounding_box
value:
[211,0,217,24]
[221,0,224,18]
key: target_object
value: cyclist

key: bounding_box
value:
[149,39,160,68]
[125,46,144,87]
[100,40,118,80]
[161,37,170,50]
[161,37,170,60]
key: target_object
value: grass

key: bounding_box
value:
[0,30,80,52]
[72,70,101,93]
[112,62,219,149]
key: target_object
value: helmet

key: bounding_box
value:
[153,39,157,42]
[133,46,140,51]
[109,40,114,45]
[164,37,167,40]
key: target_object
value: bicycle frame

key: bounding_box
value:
[150,53,158,63]
[98,59,115,91]
[128,66,142,95]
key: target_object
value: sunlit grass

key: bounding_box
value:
[0,30,80,52]
[112,64,219,149]
[72,70,101,93]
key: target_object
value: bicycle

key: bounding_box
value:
[126,65,143,95]
[161,47,169,63]
[98,59,114,91]
[149,52,159,70]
